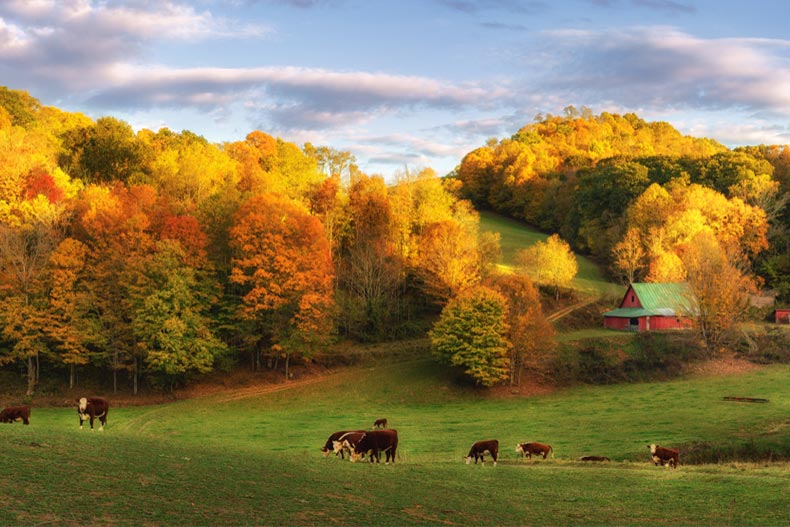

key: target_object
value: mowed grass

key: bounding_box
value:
[1,360,789,526]
[479,211,622,298]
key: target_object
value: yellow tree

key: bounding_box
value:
[417,219,481,304]
[516,234,578,299]
[679,231,757,355]
[47,237,93,388]
[611,227,646,284]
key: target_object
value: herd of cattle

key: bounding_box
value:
[320,418,681,468]
[2,402,681,468]
[0,397,109,431]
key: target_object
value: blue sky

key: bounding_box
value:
[1,0,789,178]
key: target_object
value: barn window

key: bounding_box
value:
[631,295,635,302]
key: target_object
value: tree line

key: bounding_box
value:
[1,87,519,395]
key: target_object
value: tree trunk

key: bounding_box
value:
[285,353,290,380]
[26,356,36,396]
[133,358,138,395]
[69,364,75,389]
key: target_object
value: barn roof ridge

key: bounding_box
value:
[606,282,696,318]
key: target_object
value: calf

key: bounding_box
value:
[516,442,554,460]
[648,444,679,468]
[373,418,387,429]
[465,439,499,465]
[578,456,610,462]
[0,405,30,425]
[350,429,399,464]
[77,397,109,431]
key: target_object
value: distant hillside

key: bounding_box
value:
[479,210,621,298]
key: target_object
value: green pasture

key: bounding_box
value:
[2,360,788,526]
[479,211,621,298]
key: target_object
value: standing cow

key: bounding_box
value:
[465,439,499,465]
[333,431,367,460]
[516,442,554,460]
[0,405,30,425]
[648,444,679,468]
[373,418,387,429]
[322,430,364,459]
[349,429,398,464]
[77,397,109,431]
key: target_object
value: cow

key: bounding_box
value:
[648,444,679,468]
[373,418,387,429]
[465,439,499,465]
[321,430,364,458]
[0,405,30,425]
[349,429,399,464]
[77,397,109,431]
[578,456,610,462]
[516,442,554,460]
[333,431,367,460]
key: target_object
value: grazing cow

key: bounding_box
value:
[322,430,364,458]
[465,439,499,465]
[350,429,399,464]
[516,442,554,460]
[578,456,610,462]
[333,431,367,460]
[648,444,679,468]
[373,418,387,429]
[77,397,109,431]
[0,405,30,425]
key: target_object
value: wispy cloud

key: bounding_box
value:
[535,27,790,114]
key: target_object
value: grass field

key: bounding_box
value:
[479,211,622,298]
[2,360,788,526]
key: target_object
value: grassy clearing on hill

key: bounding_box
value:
[2,360,788,526]
[479,211,622,298]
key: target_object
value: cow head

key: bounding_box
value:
[515,444,524,455]
[464,456,472,464]
[332,440,345,455]
[350,450,364,463]
[648,444,657,455]
[77,397,88,412]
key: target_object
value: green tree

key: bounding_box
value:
[429,286,510,387]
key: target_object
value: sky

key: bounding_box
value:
[1,0,789,179]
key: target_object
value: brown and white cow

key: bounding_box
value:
[77,397,109,431]
[333,431,367,460]
[350,429,399,464]
[321,430,364,458]
[516,442,554,459]
[648,444,679,468]
[465,439,499,465]
[373,418,387,429]
[0,405,30,425]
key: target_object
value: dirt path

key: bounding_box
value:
[547,297,597,322]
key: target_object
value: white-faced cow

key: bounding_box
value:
[333,431,367,460]
[516,442,554,460]
[465,439,499,465]
[322,430,364,459]
[373,418,387,429]
[0,405,30,425]
[648,444,679,468]
[77,397,109,431]
[349,429,398,464]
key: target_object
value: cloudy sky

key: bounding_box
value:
[1,0,789,177]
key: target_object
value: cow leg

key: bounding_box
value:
[23,416,29,425]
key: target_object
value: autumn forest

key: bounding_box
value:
[2,87,789,396]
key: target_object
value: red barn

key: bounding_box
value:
[776,309,790,324]
[604,283,695,332]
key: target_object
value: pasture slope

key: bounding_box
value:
[1,359,788,526]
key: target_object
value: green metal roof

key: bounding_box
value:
[604,283,696,318]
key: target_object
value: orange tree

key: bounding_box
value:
[230,193,334,377]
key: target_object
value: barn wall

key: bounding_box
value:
[776,310,790,324]
[620,287,642,308]
[604,317,630,330]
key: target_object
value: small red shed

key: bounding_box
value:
[604,283,695,332]
[776,309,790,324]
